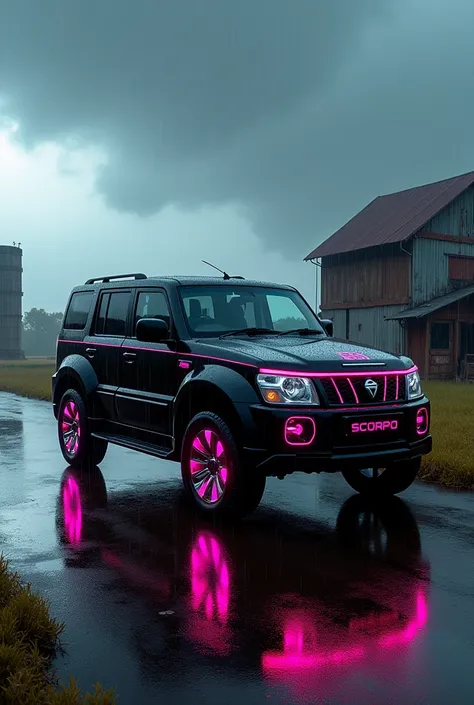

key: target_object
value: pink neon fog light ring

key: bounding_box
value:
[259,365,418,379]
[284,417,316,446]
[416,407,429,435]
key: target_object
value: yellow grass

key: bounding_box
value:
[0,358,55,401]
[420,381,474,490]
[0,360,472,489]
[0,554,117,703]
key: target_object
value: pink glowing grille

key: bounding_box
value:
[321,373,404,406]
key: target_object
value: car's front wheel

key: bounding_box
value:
[181,411,265,519]
[58,389,108,468]
[341,457,421,497]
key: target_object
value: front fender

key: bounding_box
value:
[173,364,261,444]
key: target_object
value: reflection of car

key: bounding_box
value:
[56,465,431,695]
[52,273,432,517]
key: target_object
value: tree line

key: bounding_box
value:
[22,308,63,357]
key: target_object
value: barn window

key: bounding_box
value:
[448,255,474,281]
[430,322,450,350]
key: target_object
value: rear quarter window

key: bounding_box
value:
[94,291,131,336]
[63,291,94,330]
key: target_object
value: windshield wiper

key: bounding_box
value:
[276,328,325,336]
[219,327,280,338]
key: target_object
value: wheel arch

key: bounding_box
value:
[53,354,98,418]
[172,366,260,458]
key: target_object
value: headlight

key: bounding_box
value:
[406,370,423,399]
[257,373,320,405]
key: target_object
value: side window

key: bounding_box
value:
[135,291,170,332]
[94,291,131,336]
[63,291,94,330]
[266,294,308,331]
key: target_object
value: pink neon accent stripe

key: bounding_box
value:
[57,339,258,368]
[395,375,399,399]
[259,365,418,378]
[383,376,387,402]
[330,378,344,404]
[57,339,418,378]
[346,377,359,404]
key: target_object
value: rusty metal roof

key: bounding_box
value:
[304,171,474,260]
[385,283,474,320]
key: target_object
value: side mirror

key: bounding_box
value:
[136,317,169,343]
[320,318,333,336]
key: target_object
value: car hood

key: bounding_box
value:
[192,335,413,373]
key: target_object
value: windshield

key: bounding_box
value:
[178,285,325,338]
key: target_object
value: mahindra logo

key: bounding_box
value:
[351,420,399,433]
[364,379,378,399]
[337,351,370,361]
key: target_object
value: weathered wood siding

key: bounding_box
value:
[320,244,411,310]
[411,236,474,305]
[423,183,474,237]
[320,304,406,355]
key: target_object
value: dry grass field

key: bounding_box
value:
[0,360,472,489]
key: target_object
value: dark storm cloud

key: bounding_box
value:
[1,0,474,257]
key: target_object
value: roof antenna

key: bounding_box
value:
[202,260,231,280]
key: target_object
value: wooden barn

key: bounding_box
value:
[305,171,474,380]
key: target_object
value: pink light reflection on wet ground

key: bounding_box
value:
[262,590,428,673]
[186,531,232,655]
[62,476,83,545]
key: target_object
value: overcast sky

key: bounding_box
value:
[1,0,474,314]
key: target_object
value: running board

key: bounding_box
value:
[91,432,173,459]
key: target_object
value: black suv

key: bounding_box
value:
[52,273,432,518]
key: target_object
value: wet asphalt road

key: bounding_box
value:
[1,393,474,704]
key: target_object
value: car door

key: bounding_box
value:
[115,287,176,446]
[83,288,132,424]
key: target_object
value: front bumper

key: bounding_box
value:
[242,397,432,476]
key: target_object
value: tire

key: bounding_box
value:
[341,457,421,497]
[57,389,108,468]
[181,411,266,519]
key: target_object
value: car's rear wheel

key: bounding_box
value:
[58,389,108,468]
[341,457,421,497]
[181,411,266,519]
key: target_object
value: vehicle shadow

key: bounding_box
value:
[54,466,431,695]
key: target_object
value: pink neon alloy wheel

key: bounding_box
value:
[61,400,81,457]
[190,429,228,504]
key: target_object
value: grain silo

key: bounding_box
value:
[0,245,24,359]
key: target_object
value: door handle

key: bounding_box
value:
[85,347,96,358]
[123,351,137,363]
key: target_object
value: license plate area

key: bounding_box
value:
[343,413,404,443]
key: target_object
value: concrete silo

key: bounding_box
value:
[0,245,24,359]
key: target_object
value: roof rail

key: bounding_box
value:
[84,273,147,285]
